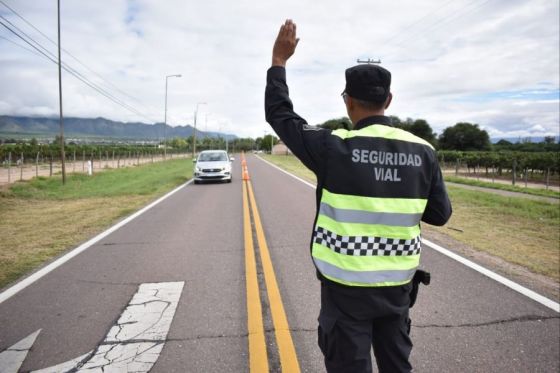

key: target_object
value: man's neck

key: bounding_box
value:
[350,110,385,127]
[352,115,392,130]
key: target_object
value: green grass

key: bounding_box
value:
[5,158,192,200]
[444,175,560,199]
[261,154,317,183]
[427,185,559,279]
[261,154,560,280]
[0,159,193,289]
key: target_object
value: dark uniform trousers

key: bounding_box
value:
[318,282,413,373]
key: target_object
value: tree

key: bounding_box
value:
[438,122,491,151]
[170,137,188,149]
[409,119,437,146]
[389,116,402,127]
[495,139,512,146]
[319,117,351,130]
[390,116,437,146]
[201,136,213,150]
[255,137,263,150]
[52,135,65,145]
[231,138,256,152]
[262,134,278,152]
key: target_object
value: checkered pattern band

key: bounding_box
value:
[313,226,421,256]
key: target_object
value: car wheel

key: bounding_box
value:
[227,178,232,183]
[194,180,199,184]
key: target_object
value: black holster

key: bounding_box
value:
[409,269,431,308]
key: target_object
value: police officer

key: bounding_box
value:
[265,20,452,373]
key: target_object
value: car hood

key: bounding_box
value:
[196,161,230,169]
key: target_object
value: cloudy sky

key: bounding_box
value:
[0,0,558,139]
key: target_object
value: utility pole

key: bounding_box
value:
[357,58,381,64]
[192,102,206,159]
[164,79,167,159]
[221,121,228,153]
[57,0,66,184]
[164,74,181,159]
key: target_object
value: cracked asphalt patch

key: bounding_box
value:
[0,282,185,373]
[75,282,184,372]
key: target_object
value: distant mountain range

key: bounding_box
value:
[0,115,236,141]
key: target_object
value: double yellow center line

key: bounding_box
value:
[241,153,301,373]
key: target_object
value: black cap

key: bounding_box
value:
[343,64,391,103]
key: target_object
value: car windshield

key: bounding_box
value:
[198,152,227,162]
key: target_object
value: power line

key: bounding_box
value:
[0,15,144,116]
[0,34,43,57]
[0,0,149,108]
[0,17,157,122]
[380,0,460,47]
[0,15,157,122]
[381,0,494,60]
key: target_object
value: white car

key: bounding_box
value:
[193,150,233,184]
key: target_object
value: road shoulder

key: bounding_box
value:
[423,226,559,303]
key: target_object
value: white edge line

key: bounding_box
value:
[0,179,194,305]
[423,239,559,313]
[255,155,560,313]
[256,155,316,189]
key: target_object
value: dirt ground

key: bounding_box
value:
[442,168,560,192]
[445,182,559,204]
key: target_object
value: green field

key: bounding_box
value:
[0,158,193,289]
[261,154,560,281]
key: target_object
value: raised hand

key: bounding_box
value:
[272,19,300,67]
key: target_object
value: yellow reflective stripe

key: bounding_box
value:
[332,125,434,149]
[317,215,420,239]
[312,243,420,271]
[321,189,427,214]
[331,129,348,138]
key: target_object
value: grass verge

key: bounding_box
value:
[261,154,560,281]
[261,154,317,183]
[426,186,559,280]
[0,158,192,289]
[443,175,560,199]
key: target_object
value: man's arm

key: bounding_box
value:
[265,20,328,175]
[421,160,452,226]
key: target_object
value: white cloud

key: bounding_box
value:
[0,0,558,139]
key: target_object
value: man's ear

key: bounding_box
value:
[385,93,393,109]
[347,95,355,111]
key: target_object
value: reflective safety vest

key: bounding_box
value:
[311,124,435,287]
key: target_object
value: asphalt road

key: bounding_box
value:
[0,153,558,372]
